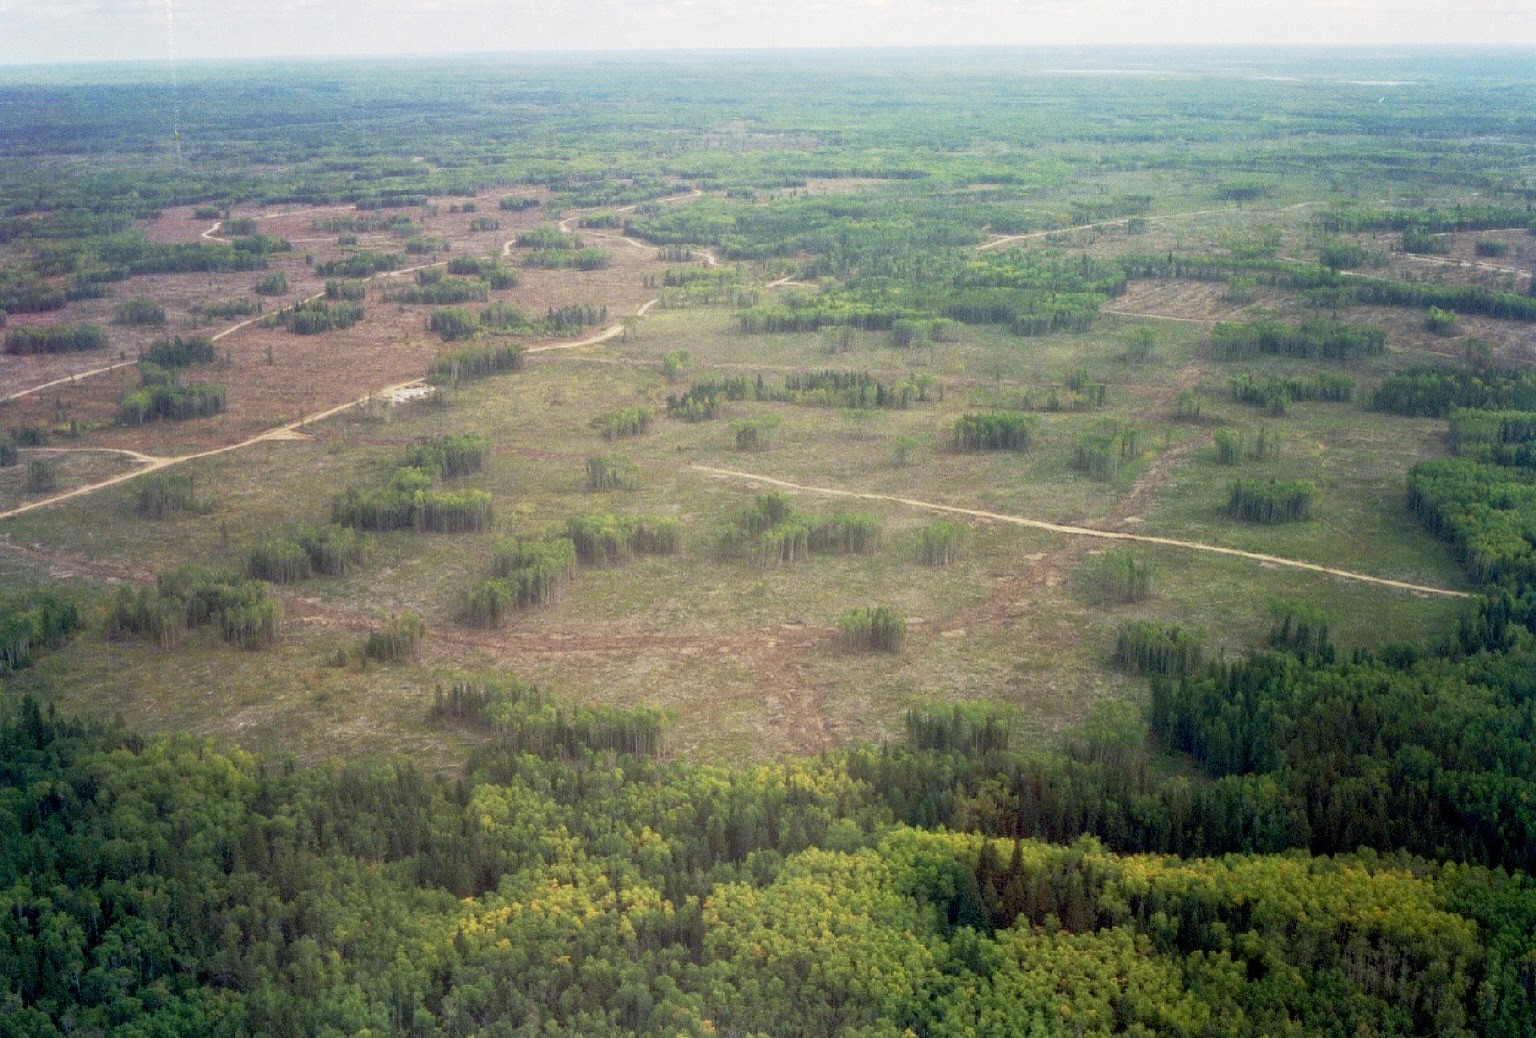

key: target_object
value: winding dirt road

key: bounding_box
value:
[1,193,712,521]
[691,464,1472,599]
[0,190,1481,606]
[976,201,1321,252]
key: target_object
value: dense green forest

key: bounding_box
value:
[6,424,1536,1033]
[4,47,1536,1036]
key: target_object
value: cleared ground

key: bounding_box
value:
[0,192,1488,766]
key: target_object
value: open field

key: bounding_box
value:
[2,51,1529,767]
[1,267,1476,763]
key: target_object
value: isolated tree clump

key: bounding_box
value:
[951,412,1038,452]
[720,492,882,567]
[591,407,652,441]
[427,343,525,384]
[566,512,682,566]
[732,415,781,451]
[24,459,58,494]
[461,536,578,627]
[1227,479,1316,523]
[839,604,907,652]
[113,297,166,326]
[1080,549,1156,604]
[133,473,209,518]
[1072,421,1139,482]
[1214,425,1282,466]
[403,433,489,479]
[119,363,226,424]
[5,324,106,355]
[332,464,493,534]
[107,565,282,650]
[586,454,641,492]
[1114,621,1203,678]
[361,612,426,662]
[917,520,968,566]
[246,524,370,584]
[143,336,216,369]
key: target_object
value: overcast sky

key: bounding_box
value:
[3,0,1533,66]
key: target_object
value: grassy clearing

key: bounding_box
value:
[0,451,145,513]
[1134,398,1468,587]
[0,252,1476,762]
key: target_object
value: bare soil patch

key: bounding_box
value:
[3,191,676,460]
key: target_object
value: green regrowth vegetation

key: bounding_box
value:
[275,299,362,335]
[0,593,80,674]
[1371,367,1536,419]
[1207,318,1387,362]
[133,472,208,518]
[462,536,579,626]
[23,458,58,494]
[838,603,908,652]
[1228,372,1353,414]
[1267,602,1337,664]
[1113,620,1204,678]
[565,512,683,566]
[951,411,1039,452]
[253,271,288,296]
[142,335,216,369]
[4,324,106,355]
[426,342,525,384]
[325,279,367,301]
[106,565,282,650]
[523,247,612,270]
[917,519,968,566]
[402,433,490,479]
[360,611,426,662]
[731,414,781,451]
[246,524,371,583]
[590,406,652,441]
[382,275,488,305]
[585,453,641,492]
[1072,421,1141,482]
[1227,479,1317,524]
[720,492,882,567]
[668,371,941,421]
[119,363,226,424]
[1213,425,1282,466]
[112,296,166,326]
[1425,306,1461,336]
[1079,549,1156,604]
[661,349,690,383]
[332,464,493,534]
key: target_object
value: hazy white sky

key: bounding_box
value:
[2,0,1533,66]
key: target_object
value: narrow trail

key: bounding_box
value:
[1101,308,1451,357]
[23,446,162,463]
[3,363,139,404]
[1,192,700,523]
[690,464,1472,599]
[3,250,447,404]
[3,188,690,520]
[200,205,355,242]
[1103,309,1215,326]
[549,190,717,269]
[976,201,1320,252]
[0,373,429,522]
[1402,252,1534,281]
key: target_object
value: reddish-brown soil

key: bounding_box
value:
[2,189,684,457]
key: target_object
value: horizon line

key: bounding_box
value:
[5,40,1536,71]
